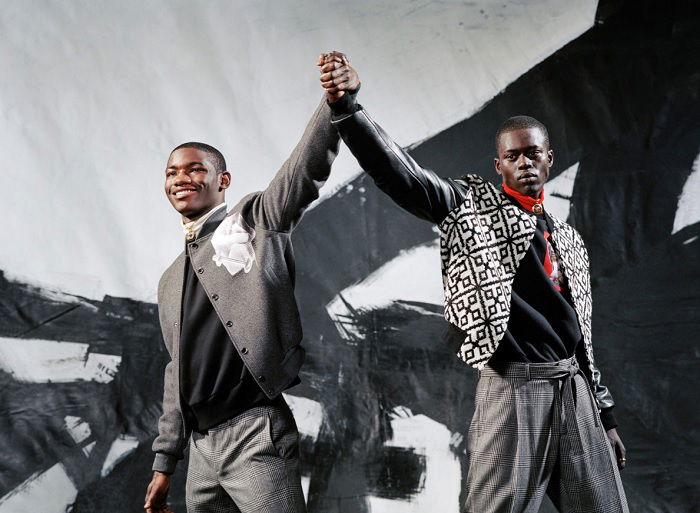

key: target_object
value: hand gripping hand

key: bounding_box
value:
[317,50,360,103]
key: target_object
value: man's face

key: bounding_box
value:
[164,148,230,222]
[494,127,553,199]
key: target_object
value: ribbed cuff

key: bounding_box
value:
[152,452,178,475]
[599,406,618,431]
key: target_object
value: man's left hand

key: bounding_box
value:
[606,427,626,470]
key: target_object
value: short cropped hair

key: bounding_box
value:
[495,116,550,153]
[171,142,227,174]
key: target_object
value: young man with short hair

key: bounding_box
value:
[144,63,348,512]
[320,51,628,513]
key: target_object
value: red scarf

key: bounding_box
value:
[501,184,545,214]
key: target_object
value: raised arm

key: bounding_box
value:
[246,81,341,232]
[320,51,465,224]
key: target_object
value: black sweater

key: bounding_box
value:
[490,207,582,363]
[179,217,271,432]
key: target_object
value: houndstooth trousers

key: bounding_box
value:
[185,398,307,513]
[463,357,629,513]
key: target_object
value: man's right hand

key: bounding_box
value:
[317,51,360,103]
[144,471,173,513]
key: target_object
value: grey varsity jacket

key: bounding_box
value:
[152,98,340,474]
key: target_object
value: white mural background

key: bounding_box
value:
[1,0,596,301]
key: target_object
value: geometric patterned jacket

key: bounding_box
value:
[332,106,615,411]
[441,175,596,374]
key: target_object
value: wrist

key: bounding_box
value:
[153,471,171,482]
[327,91,345,104]
[328,84,360,117]
[599,406,617,431]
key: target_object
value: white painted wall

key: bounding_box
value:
[0,336,120,383]
[1,0,597,302]
[0,464,78,513]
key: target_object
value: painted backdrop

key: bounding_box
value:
[1,0,698,512]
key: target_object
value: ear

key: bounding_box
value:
[219,171,231,191]
[547,149,554,167]
[494,157,502,176]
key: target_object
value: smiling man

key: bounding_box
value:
[165,143,231,226]
[320,52,629,513]
[143,76,342,512]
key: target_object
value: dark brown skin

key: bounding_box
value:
[495,128,627,469]
[320,51,627,471]
[144,471,173,513]
[494,128,553,199]
[608,427,627,470]
[147,147,230,511]
[317,51,360,102]
[164,147,231,222]
[147,58,357,511]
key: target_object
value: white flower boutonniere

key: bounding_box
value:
[211,213,256,276]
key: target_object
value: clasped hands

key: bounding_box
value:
[317,51,360,102]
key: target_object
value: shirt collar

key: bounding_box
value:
[183,203,227,240]
[501,184,545,215]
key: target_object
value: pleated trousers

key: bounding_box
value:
[463,357,629,513]
[186,398,306,513]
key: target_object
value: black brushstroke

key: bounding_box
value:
[366,447,426,501]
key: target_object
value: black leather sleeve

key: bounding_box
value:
[591,362,616,411]
[331,106,466,224]
[591,360,618,430]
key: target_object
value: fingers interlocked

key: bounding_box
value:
[317,51,358,101]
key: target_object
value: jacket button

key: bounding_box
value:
[212,294,219,301]
[241,347,248,355]
[174,322,178,326]
[267,388,274,395]
[226,321,233,327]
[197,268,204,274]
[191,243,198,250]
[258,375,266,383]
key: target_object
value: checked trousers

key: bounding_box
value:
[463,356,629,513]
[185,398,307,513]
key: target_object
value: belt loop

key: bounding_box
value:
[525,363,531,381]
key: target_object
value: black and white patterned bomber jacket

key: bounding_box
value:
[330,101,615,413]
